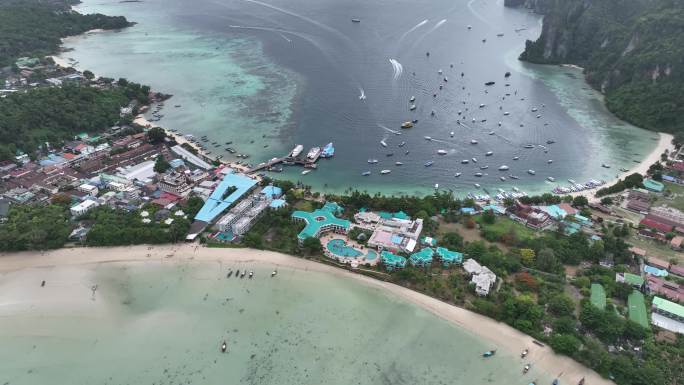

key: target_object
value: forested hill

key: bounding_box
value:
[509,0,684,139]
[0,0,133,66]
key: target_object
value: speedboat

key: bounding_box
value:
[548,159,553,164]
[380,140,387,147]
[368,159,378,164]
[302,170,311,175]
[503,111,510,115]
[527,170,536,175]
[361,171,371,176]
[602,163,611,168]
[401,121,414,129]
[474,183,481,188]
[471,139,478,144]
[438,69,443,75]
[380,169,391,174]
[450,131,455,137]
[480,165,489,170]
[461,159,469,164]
[437,150,448,155]
[485,81,495,86]
[221,341,227,353]
[547,176,555,182]
[410,96,416,102]
[351,18,361,22]
[410,104,417,111]
[395,161,403,166]
[482,350,496,358]
[546,139,555,144]
[424,161,434,167]
[398,141,406,147]
[472,157,478,163]
[523,364,530,374]
[509,175,520,180]
[475,172,483,177]
[521,349,529,358]
[434,183,439,189]
[424,136,432,141]
[454,173,462,177]
[498,165,509,171]
[500,176,506,181]
[513,156,520,160]
[386,152,394,157]
[485,151,493,156]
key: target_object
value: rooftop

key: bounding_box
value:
[380,250,407,268]
[409,248,434,266]
[292,203,350,240]
[652,296,684,318]
[435,247,463,264]
[194,172,257,223]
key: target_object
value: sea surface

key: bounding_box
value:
[0,262,553,384]
[60,0,659,196]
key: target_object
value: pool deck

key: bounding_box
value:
[321,234,378,267]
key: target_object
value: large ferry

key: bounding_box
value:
[320,142,335,158]
[290,144,304,157]
[307,147,321,159]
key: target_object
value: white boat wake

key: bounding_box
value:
[397,19,428,45]
[388,58,403,80]
[467,0,492,27]
[411,19,447,49]
[378,124,402,135]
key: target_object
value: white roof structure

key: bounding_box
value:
[463,258,497,296]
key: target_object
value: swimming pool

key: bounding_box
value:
[326,239,363,258]
[366,250,377,261]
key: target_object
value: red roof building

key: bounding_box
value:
[640,218,675,234]
[647,275,684,303]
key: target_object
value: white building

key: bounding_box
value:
[70,199,99,217]
[463,258,497,296]
[77,183,99,196]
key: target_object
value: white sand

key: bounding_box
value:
[0,244,613,385]
[571,132,674,200]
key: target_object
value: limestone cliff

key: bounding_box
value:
[508,0,684,135]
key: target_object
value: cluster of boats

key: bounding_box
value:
[147,102,164,122]
[481,347,583,385]
[551,179,607,195]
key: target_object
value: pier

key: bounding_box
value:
[245,143,332,174]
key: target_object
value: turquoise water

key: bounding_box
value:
[326,238,363,257]
[60,0,658,197]
[0,262,553,384]
[366,250,377,261]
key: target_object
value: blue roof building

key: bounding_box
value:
[409,248,434,267]
[291,202,350,243]
[381,251,407,270]
[460,207,476,215]
[435,247,463,266]
[269,199,287,209]
[194,172,257,223]
[643,179,665,193]
[260,185,283,199]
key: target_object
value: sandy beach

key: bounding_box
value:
[571,132,674,200]
[0,244,613,385]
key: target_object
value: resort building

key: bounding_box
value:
[380,250,407,271]
[291,202,351,244]
[70,199,99,217]
[509,202,551,229]
[409,248,434,267]
[367,215,423,254]
[463,258,497,296]
[158,172,192,197]
[651,296,684,334]
[435,247,463,267]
